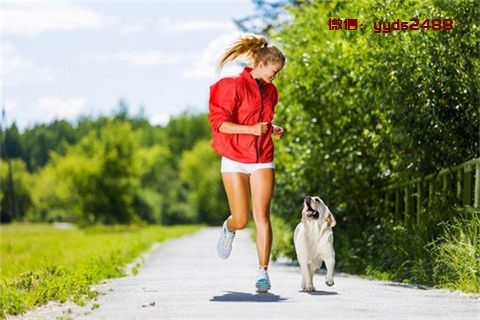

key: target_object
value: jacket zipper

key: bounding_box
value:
[255,80,263,163]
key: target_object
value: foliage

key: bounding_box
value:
[430,209,480,293]
[0,102,217,225]
[0,160,33,223]
[178,140,228,225]
[266,0,479,291]
[164,111,212,164]
[234,0,297,34]
[0,223,203,317]
[28,120,141,225]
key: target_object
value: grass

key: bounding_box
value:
[0,223,203,318]
[431,211,480,293]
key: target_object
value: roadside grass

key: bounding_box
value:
[431,211,480,293]
[0,223,203,318]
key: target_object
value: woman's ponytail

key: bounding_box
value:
[216,34,269,72]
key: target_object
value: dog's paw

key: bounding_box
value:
[325,279,334,287]
[302,285,315,292]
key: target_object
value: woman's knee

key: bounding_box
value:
[254,212,271,227]
[229,215,249,230]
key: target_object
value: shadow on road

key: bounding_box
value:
[210,291,288,303]
[302,290,338,296]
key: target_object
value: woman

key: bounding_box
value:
[208,34,286,293]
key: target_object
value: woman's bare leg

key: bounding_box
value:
[250,168,274,269]
[221,172,251,231]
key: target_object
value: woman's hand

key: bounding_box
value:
[252,122,270,136]
[272,124,284,139]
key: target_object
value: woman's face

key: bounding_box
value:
[256,61,283,83]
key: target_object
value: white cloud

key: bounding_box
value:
[36,96,88,120]
[3,99,20,120]
[181,32,248,80]
[160,20,230,33]
[114,51,194,67]
[115,16,230,36]
[150,105,187,126]
[1,3,104,36]
[78,50,195,67]
[4,96,88,130]
[3,42,55,87]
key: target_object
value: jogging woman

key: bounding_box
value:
[208,34,286,293]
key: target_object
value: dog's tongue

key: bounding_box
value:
[306,209,318,219]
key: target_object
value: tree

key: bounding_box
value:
[234,0,298,35]
[264,0,478,263]
[164,112,211,163]
[0,159,32,222]
[179,140,228,225]
[1,123,23,159]
[30,119,142,225]
[134,145,174,223]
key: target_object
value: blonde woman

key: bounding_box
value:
[208,34,286,292]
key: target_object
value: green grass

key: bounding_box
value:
[0,223,203,317]
[431,212,480,293]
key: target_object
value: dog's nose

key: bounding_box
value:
[305,196,311,201]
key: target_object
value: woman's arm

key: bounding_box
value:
[219,121,269,136]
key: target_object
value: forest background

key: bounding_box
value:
[1,0,479,292]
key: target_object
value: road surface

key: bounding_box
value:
[14,227,479,319]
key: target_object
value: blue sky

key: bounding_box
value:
[1,0,257,131]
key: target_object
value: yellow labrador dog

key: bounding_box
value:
[294,196,336,291]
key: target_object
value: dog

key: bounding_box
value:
[294,196,336,291]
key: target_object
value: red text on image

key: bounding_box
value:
[373,18,453,33]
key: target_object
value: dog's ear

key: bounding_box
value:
[326,207,336,227]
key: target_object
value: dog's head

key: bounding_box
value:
[302,196,336,227]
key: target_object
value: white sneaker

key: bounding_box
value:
[255,269,271,293]
[217,221,235,259]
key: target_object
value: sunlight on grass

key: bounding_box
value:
[0,223,203,317]
[431,213,480,293]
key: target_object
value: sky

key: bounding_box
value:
[0,0,258,131]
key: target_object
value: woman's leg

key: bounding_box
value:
[250,168,275,269]
[221,172,251,231]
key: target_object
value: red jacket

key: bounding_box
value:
[209,67,278,163]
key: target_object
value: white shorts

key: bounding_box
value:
[221,157,275,174]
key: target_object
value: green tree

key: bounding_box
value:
[179,140,228,225]
[30,119,142,225]
[164,112,211,162]
[0,159,32,222]
[2,123,23,159]
[265,0,479,274]
[22,120,77,172]
[134,145,174,223]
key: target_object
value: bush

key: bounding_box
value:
[430,209,480,293]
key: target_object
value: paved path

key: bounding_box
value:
[17,227,479,319]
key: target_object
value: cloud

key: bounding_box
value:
[3,42,55,87]
[4,96,89,130]
[181,32,248,80]
[160,20,230,33]
[150,105,187,126]
[36,96,88,120]
[1,3,104,36]
[78,50,195,67]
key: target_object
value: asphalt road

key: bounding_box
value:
[14,227,479,320]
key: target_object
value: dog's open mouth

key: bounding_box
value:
[305,199,320,219]
[305,209,319,219]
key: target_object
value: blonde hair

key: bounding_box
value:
[216,34,286,72]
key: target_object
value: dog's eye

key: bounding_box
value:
[314,197,320,202]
